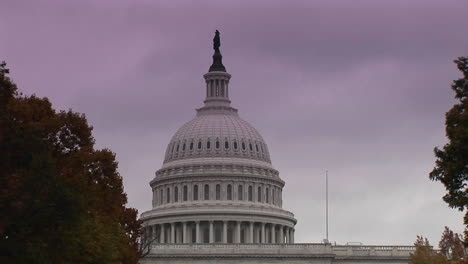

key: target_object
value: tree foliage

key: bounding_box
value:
[0,61,142,264]
[430,57,468,239]
[411,227,468,264]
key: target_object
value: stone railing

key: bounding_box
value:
[141,202,296,219]
[147,243,415,259]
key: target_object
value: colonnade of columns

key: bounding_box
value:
[144,221,295,245]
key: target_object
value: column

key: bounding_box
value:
[279,225,284,244]
[182,222,188,243]
[195,221,201,243]
[152,225,157,244]
[160,224,165,244]
[223,221,228,243]
[285,227,290,243]
[261,223,265,243]
[209,221,214,243]
[271,224,276,244]
[249,222,254,243]
[291,229,295,243]
[236,221,241,243]
[171,223,175,243]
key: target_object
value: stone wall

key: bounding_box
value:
[140,243,414,264]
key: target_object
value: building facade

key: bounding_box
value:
[140,31,414,264]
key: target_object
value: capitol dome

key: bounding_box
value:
[141,31,296,245]
[163,109,272,166]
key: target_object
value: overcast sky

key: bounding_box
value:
[2,0,467,245]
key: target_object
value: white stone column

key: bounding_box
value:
[236,221,241,243]
[209,221,214,243]
[261,223,265,243]
[291,229,295,243]
[182,222,188,243]
[223,221,228,243]
[271,224,276,243]
[152,225,157,244]
[285,227,290,243]
[196,221,201,243]
[279,225,284,243]
[160,224,165,244]
[171,223,175,243]
[249,222,254,243]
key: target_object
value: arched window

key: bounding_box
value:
[216,184,221,200]
[257,186,262,202]
[260,144,264,153]
[190,142,194,150]
[266,187,269,203]
[171,143,175,153]
[174,186,179,202]
[204,184,210,200]
[225,141,229,149]
[233,141,238,150]
[242,142,246,150]
[166,187,170,203]
[216,140,220,149]
[238,185,243,201]
[193,185,199,200]
[160,189,163,204]
[198,141,202,150]
[207,140,211,149]
[255,144,259,152]
[272,188,276,205]
[176,143,179,152]
[249,143,253,151]
[248,186,253,201]
[182,143,186,151]
[183,186,188,201]
[227,184,232,200]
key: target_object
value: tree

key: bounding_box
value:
[410,236,448,264]
[439,226,467,263]
[430,57,468,240]
[0,61,142,264]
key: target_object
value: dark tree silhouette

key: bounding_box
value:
[0,61,142,264]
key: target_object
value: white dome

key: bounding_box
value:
[164,111,271,164]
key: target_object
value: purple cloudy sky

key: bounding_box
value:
[3,0,467,245]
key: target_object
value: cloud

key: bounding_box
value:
[2,0,466,245]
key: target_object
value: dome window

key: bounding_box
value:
[166,188,170,203]
[204,184,209,200]
[182,143,186,151]
[255,144,259,152]
[174,186,179,202]
[266,188,269,203]
[224,141,229,149]
[238,185,243,200]
[207,140,211,149]
[176,144,179,152]
[198,141,202,150]
[216,184,221,200]
[216,140,220,149]
[233,141,238,150]
[171,143,175,153]
[183,186,188,201]
[193,185,199,201]
[257,187,262,202]
[190,142,194,150]
[248,186,253,201]
[242,142,246,150]
[227,184,232,200]
[249,143,253,151]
